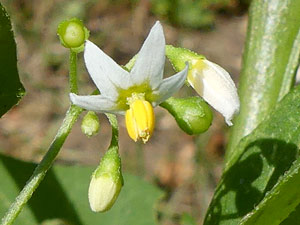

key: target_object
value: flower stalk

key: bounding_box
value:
[69,51,78,94]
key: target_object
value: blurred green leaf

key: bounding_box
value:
[180,213,197,225]
[0,154,163,225]
[0,3,25,117]
[150,0,232,28]
[204,85,300,225]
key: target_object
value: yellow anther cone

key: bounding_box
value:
[125,99,155,143]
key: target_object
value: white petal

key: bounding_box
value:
[84,40,131,98]
[152,64,189,106]
[130,21,165,88]
[70,93,124,114]
[188,59,240,126]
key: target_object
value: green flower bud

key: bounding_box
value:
[81,111,100,137]
[57,18,89,53]
[88,146,123,212]
[160,97,213,135]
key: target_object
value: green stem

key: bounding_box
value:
[1,105,83,225]
[105,113,119,148]
[69,51,78,94]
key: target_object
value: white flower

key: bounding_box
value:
[70,21,188,142]
[187,59,240,126]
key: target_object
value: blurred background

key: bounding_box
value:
[0,0,249,224]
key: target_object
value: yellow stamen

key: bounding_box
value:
[125,98,155,143]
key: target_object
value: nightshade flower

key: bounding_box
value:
[70,21,188,142]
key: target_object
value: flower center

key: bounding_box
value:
[125,93,155,143]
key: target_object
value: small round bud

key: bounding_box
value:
[160,97,213,135]
[88,146,123,212]
[57,18,89,53]
[81,111,100,137]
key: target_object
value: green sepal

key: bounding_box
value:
[165,45,205,72]
[160,97,213,135]
[57,18,89,53]
[93,146,123,186]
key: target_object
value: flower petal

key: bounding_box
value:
[188,59,240,126]
[152,64,188,106]
[84,40,131,98]
[70,93,124,114]
[130,21,165,89]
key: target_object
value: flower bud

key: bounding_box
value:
[88,146,123,212]
[160,97,213,135]
[166,45,240,126]
[81,111,100,137]
[57,18,89,53]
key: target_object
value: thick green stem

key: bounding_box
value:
[1,105,83,225]
[225,0,300,163]
[69,51,78,94]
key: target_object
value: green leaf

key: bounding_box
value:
[204,85,300,225]
[0,3,25,117]
[239,155,300,225]
[0,154,163,225]
[226,0,300,160]
[280,204,300,225]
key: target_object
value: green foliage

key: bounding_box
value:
[151,0,233,28]
[0,3,25,117]
[180,213,197,225]
[204,85,300,225]
[0,154,163,225]
[240,151,300,224]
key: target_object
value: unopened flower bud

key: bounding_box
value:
[160,97,213,135]
[81,111,100,137]
[57,18,89,53]
[166,45,240,125]
[88,146,123,212]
